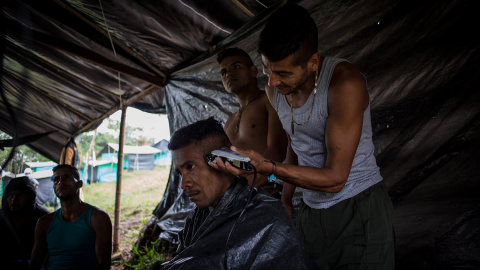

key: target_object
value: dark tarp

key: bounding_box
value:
[155,1,480,268]
[159,178,317,270]
[1,0,480,268]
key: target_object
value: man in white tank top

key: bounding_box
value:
[210,3,395,269]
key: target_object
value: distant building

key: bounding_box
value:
[2,162,57,206]
[25,161,57,172]
[81,159,117,184]
[151,139,172,165]
[100,143,162,171]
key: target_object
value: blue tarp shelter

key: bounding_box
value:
[101,143,161,171]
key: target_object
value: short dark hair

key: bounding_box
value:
[52,164,80,181]
[216,47,254,66]
[258,3,318,67]
[168,117,231,153]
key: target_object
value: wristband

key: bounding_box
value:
[265,159,277,183]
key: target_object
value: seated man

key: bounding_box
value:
[30,164,112,270]
[156,117,316,270]
[0,176,49,269]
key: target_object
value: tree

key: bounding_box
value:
[0,131,49,174]
[75,118,155,165]
[1,114,156,172]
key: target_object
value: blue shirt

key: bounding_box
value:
[46,203,97,270]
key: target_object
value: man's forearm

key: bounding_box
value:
[281,182,296,216]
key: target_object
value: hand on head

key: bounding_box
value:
[208,146,269,177]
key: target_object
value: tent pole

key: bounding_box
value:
[113,107,127,252]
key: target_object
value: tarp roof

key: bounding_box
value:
[2,0,480,268]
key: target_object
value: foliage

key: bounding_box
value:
[75,118,155,165]
[1,114,157,172]
[124,239,165,270]
[75,130,117,165]
[0,131,49,174]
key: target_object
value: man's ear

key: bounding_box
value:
[250,65,258,77]
[309,52,321,72]
[77,180,84,189]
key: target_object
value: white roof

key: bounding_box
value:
[107,143,161,154]
[84,159,117,166]
[33,170,54,179]
[2,170,53,179]
[25,161,57,168]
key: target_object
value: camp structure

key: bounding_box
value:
[151,139,171,166]
[26,161,57,205]
[101,143,161,171]
[2,0,479,268]
[25,161,57,172]
[30,169,55,206]
[1,164,56,206]
[81,159,118,184]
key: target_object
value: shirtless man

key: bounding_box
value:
[217,48,287,194]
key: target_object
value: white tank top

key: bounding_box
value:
[273,57,382,209]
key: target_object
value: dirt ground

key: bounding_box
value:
[108,167,171,269]
[110,215,147,269]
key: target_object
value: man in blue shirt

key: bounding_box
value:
[30,164,112,270]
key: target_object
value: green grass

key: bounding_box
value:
[83,166,169,213]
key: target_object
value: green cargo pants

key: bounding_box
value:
[296,181,395,270]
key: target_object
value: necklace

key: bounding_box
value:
[289,69,319,135]
[234,90,261,133]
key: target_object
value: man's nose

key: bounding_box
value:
[56,175,67,184]
[267,73,280,87]
[180,176,191,190]
[226,68,235,78]
[9,194,21,201]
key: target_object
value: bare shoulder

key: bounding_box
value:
[331,61,366,88]
[245,91,268,115]
[262,91,276,112]
[91,206,111,220]
[329,61,369,109]
[264,85,275,104]
[36,212,55,232]
[91,207,112,228]
[225,112,236,126]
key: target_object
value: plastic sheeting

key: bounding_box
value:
[153,0,480,269]
[36,176,55,206]
[158,178,317,270]
[2,0,480,268]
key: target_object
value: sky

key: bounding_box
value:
[96,107,171,143]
